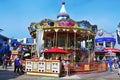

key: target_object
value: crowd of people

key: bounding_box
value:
[2,54,9,69]
[1,51,120,76]
[2,54,24,75]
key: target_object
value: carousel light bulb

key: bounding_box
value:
[48,29,51,31]
[63,29,65,31]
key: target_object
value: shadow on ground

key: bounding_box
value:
[0,68,24,80]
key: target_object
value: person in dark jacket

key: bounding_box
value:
[14,55,20,74]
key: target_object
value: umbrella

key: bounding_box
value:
[24,53,30,57]
[44,47,69,54]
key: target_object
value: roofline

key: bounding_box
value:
[0,34,9,40]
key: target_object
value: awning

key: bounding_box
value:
[104,47,120,52]
[105,53,116,56]
[95,37,116,42]
[44,47,69,54]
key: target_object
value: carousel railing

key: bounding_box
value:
[24,59,61,77]
[23,59,108,77]
[71,61,108,73]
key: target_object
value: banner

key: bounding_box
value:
[36,30,44,57]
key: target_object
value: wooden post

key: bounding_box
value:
[66,29,69,50]
[55,29,58,47]
[73,30,77,61]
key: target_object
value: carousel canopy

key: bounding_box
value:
[44,47,69,54]
[28,2,97,39]
[95,37,116,42]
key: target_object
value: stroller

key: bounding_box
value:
[19,64,25,74]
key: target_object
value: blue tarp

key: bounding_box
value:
[0,45,9,54]
[0,38,6,54]
[95,37,116,42]
[0,38,4,44]
[11,41,21,46]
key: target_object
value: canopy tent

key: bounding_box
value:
[0,46,5,54]
[95,37,116,42]
[0,45,9,54]
[44,47,69,54]
[11,41,21,47]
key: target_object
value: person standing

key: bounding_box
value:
[2,54,7,69]
[14,55,20,75]
[108,58,113,72]
[117,59,120,76]
[66,60,70,76]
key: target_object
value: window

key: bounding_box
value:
[58,35,65,47]
[106,42,111,47]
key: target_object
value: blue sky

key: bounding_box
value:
[0,0,120,39]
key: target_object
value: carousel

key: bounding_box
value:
[25,2,104,77]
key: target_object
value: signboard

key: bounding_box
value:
[33,62,38,70]
[12,50,18,54]
[52,62,60,73]
[84,64,90,71]
[46,62,52,72]
[25,59,60,77]
[26,38,34,44]
[38,61,45,72]
[26,61,32,71]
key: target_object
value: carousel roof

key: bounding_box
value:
[57,2,70,20]
[28,2,97,39]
